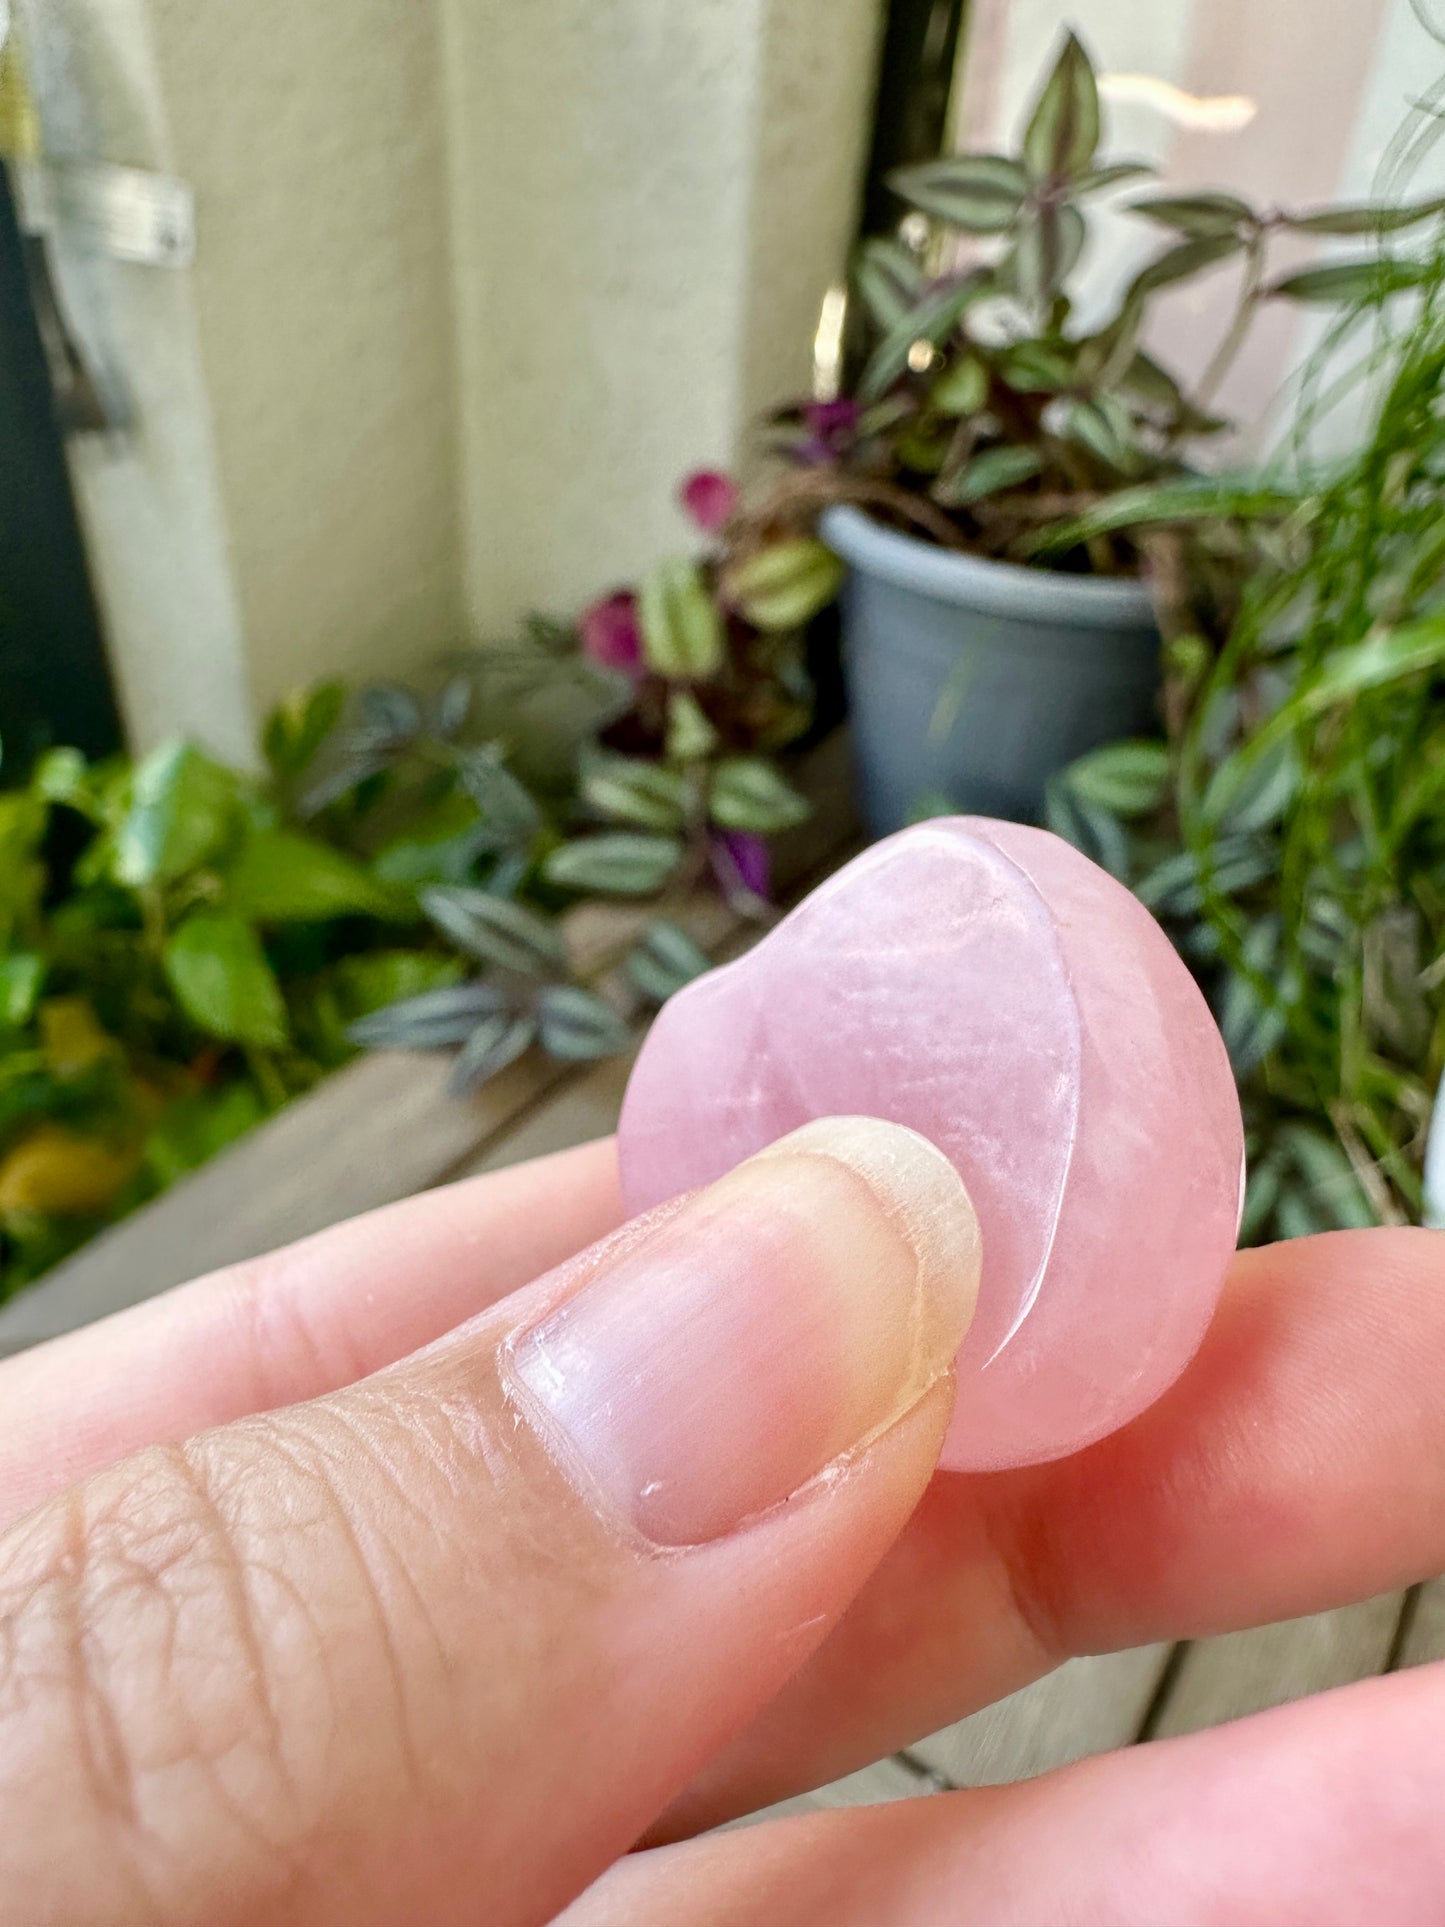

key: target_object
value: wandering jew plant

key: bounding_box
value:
[767,29,1445,574]
[334,472,837,1093]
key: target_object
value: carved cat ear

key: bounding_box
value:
[620,818,1244,1472]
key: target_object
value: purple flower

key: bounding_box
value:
[679,468,741,533]
[806,399,861,436]
[579,590,643,674]
[796,397,861,466]
[711,829,771,905]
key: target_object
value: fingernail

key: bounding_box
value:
[507,1116,981,1546]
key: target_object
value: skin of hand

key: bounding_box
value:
[0,1119,1440,1927]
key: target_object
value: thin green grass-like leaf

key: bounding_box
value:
[1024,477,1304,554]
[1268,256,1436,303]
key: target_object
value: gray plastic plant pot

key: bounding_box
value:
[820,503,1162,836]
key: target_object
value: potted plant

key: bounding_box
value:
[767,29,1444,833]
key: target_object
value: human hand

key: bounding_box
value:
[0,1119,1441,1925]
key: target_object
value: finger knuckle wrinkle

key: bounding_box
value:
[0,1443,296,1854]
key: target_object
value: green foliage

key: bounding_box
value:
[224,829,401,922]
[419,887,566,973]
[639,558,726,678]
[0,542,813,1302]
[771,29,1442,578]
[1047,255,1445,1239]
[114,743,240,886]
[1022,30,1098,183]
[709,759,811,834]
[534,985,632,1062]
[163,914,288,1049]
[143,1081,268,1190]
[722,539,845,631]
[580,757,689,831]
[543,834,685,896]
[624,920,712,1004]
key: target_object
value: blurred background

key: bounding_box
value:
[7,0,1435,766]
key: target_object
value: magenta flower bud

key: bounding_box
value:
[679,468,741,534]
[580,590,644,673]
[805,399,861,437]
[795,398,862,465]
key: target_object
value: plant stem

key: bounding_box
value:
[1193,229,1269,420]
[245,1048,288,1112]
[751,465,969,551]
[138,885,168,958]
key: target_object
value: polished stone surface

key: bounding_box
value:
[619,818,1245,1470]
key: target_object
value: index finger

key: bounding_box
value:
[662,1225,1445,1832]
[0,1136,622,1526]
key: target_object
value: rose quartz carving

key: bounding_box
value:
[619,817,1244,1471]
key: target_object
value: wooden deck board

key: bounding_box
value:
[1149,1595,1405,1739]
[732,1756,935,1829]
[907,1646,1173,1789]
[452,1052,637,1179]
[1397,1578,1445,1668]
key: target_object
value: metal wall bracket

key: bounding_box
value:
[15,159,194,268]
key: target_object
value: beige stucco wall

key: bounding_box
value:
[438,0,884,634]
[22,0,883,750]
[150,0,465,711]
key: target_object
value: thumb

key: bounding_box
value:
[0,1117,979,1927]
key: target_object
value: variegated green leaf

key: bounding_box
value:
[448,1013,537,1096]
[1063,740,1170,816]
[581,756,689,831]
[709,759,810,835]
[347,981,509,1050]
[1008,202,1086,310]
[542,834,684,896]
[1129,191,1254,238]
[638,558,725,679]
[625,919,712,1005]
[935,445,1043,506]
[853,236,927,330]
[534,985,630,1062]
[725,539,843,632]
[858,269,991,400]
[887,154,1027,232]
[421,887,565,974]
[1022,31,1100,183]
